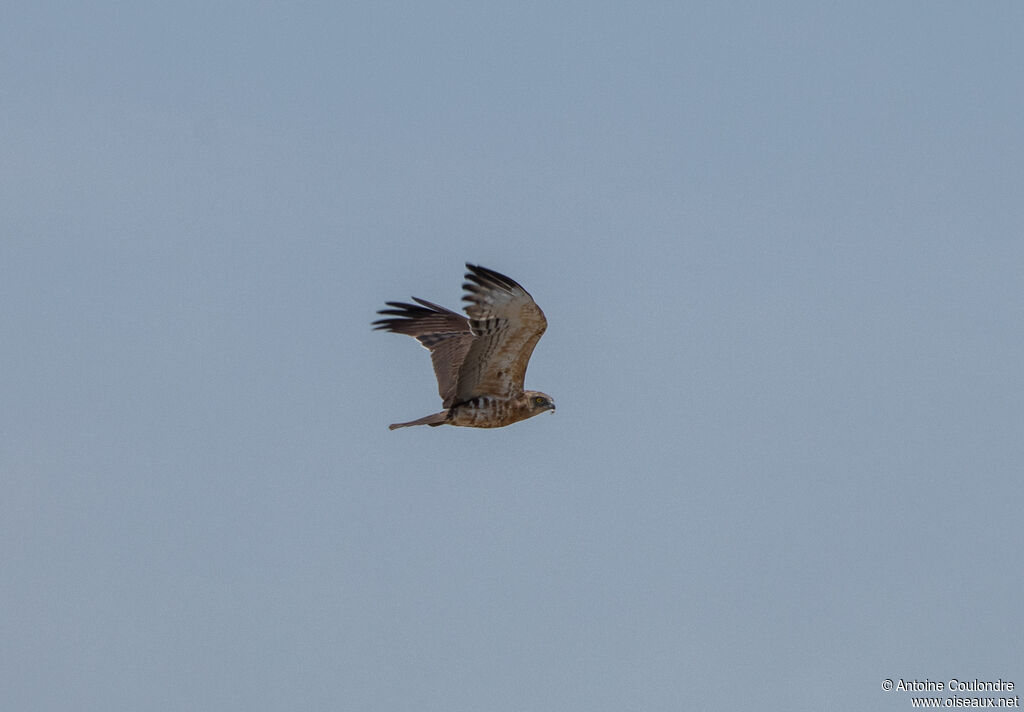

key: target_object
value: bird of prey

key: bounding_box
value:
[373,264,555,430]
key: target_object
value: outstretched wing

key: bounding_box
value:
[456,264,547,401]
[372,298,473,407]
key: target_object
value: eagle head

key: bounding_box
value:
[525,390,556,414]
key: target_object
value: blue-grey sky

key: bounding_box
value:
[2,3,1022,711]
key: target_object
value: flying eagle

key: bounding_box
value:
[373,264,555,430]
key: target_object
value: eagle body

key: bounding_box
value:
[389,391,554,430]
[374,264,555,430]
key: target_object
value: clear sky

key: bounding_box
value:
[2,3,1022,711]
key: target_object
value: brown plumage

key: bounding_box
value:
[373,264,555,429]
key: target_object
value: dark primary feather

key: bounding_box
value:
[373,298,467,337]
[462,263,521,298]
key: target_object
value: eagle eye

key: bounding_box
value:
[534,396,546,406]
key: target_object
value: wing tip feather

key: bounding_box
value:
[464,263,519,293]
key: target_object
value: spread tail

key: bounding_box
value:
[388,410,449,430]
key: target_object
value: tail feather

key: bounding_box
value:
[388,410,449,430]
